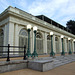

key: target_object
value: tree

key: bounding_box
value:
[66,20,75,35]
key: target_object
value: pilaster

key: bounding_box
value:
[42,32,46,54]
[30,29,34,53]
[53,35,56,53]
[3,24,9,53]
[3,24,9,46]
[72,40,74,52]
[64,38,67,52]
[8,22,15,54]
[58,36,62,52]
[14,24,19,46]
[43,32,47,53]
[14,24,19,54]
[3,22,15,54]
[8,22,15,46]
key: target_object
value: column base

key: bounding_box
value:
[6,58,10,61]
[26,52,32,58]
[32,52,38,58]
[61,51,65,55]
[50,51,55,57]
[68,51,72,55]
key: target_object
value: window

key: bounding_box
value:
[47,35,51,53]
[36,32,43,54]
[19,29,27,36]
[55,36,59,53]
[55,37,58,41]
[19,29,28,55]
[47,35,51,40]
[36,32,42,38]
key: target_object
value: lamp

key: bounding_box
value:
[33,26,37,31]
[50,31,55,56]
[73,39,75,42]
[26,24,32,58]
[68,38,71,40]
[50,32,53,35]
[32,26,38,58]
[27,24,32,30]
[61,35,64,38]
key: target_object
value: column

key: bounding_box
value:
[3,24,9,46]
[64,38,67,53]
[30,29,34,53]
[43,32,47,53]
[3,22,15,54]
[53,35,56,53]
[8,22,15,46]
[58,36,62,53]
[3,24,9,54]
[14,24,19,54]
[72,40,74,52]
[42,32,47,54]
[8,22,15,54]
[14,24,19,46]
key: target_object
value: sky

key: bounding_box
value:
[0,0,75,27]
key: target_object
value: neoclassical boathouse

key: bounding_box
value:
[0,6,75,56]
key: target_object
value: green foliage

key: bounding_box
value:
[66,20,75,35]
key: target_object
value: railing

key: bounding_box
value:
[0,44,26,61]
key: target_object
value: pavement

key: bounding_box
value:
[0,54,75,75]
[0,62,75,75]
[0,54,63,61]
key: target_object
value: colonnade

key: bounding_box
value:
[0,22,75,57]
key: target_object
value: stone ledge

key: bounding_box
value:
[28,60,54,72]
[0,60,28,73]
[0,55,75,73]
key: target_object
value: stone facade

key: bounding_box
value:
[0,6,75,55]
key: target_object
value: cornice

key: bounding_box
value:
[0,6,75,38]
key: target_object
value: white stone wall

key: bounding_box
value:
[0,6,75,55]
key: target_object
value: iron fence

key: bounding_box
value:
[0,44,26,61]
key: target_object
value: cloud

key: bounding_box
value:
[0,0,10,13]
[28,0,68,15]
[28,0,75,26]
[13,0,27,9]
[0,0,27,13]
[0,0,75,26]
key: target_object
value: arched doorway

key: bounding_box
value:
[19,29,28,55]
[47,35,51,54]
[36,32,43,54]
[0,29,4,56]
[55,36,60,53]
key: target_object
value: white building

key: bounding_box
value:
[0,6,75,55]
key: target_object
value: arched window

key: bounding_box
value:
[0,29,4,56]
[47,35,51,40]
[55,37,58,41]
[19,29,27,36]
[19,29,28,55]
[36,32,43,54]
[55,36,59,53]
[36,32,42,38]
[47,35,51,53]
